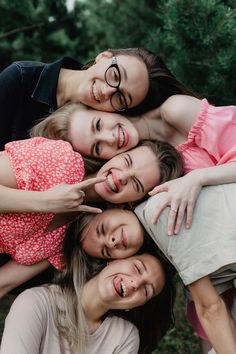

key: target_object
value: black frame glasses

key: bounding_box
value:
[105,56,128,112]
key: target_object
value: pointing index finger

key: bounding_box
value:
[77,176,106,189]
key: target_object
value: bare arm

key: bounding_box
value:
[160,94,202,134]
[0,259,50,298]
[188,276,236,354]
[0,153,104,213]
[150,162,236,234]
[151,95,236,234]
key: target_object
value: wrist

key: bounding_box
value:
[189,169,205,186]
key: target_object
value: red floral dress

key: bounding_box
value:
[0,137,85,270]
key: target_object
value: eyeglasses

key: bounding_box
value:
[105,56,128,112]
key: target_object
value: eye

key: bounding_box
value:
[144,286,148,297]
[102,246,111,258]
[95,142,100,156]
[112,69,119,84]
[132,177,140,193]
[96,118,101,131]
[135,264,141,274]
[117,92,125,106]
[123,156,130,167]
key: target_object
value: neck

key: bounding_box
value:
[57,68,84,107]
[132,115,152,140]
[81,278,108,332]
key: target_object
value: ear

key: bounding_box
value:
[95,50,113,63]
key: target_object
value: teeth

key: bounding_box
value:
[120,282,127,297]
[118,126,125,148]
[106,174,118,193]
[92,83,100,102]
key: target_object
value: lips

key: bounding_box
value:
[92,81,100,102]
[104,173,119,193]
[118,125,129,149]
[113,276,127,297]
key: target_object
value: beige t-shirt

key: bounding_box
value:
[0,287,139,354]
[135,184,236,289]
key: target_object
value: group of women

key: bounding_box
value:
[0,47,235,354]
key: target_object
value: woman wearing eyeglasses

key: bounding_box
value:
[0,48,194,149]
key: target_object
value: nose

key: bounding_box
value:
[116,170,132,186]
[106,233,121,248]
[129,277,142,291]
[101,83,116,100]
[100,131,116,146]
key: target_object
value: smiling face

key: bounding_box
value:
[78,52,149,112]
[95,146,160,203]
[81,209,144,259]
[96,254,165,310]
[68,108,139,159]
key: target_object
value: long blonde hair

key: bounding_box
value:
[30,102,88,140]
[49,220,105,353]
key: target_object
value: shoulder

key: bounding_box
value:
[160,94,202,125]
[135,193,168,220]
[7,287,51,319]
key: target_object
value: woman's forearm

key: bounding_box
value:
[0,185,48,213]
[189,277,236,354]
[0,259,50,298]
[190,162,236,187]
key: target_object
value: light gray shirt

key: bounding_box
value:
[0,287,139,354]
[135,184,236,292]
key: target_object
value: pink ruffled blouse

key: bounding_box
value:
[0,137,85,270]
[176,99,236,173]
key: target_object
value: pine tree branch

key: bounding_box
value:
[0,22,45,39]
[0,16,70,39]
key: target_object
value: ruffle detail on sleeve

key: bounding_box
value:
[176,99,210,153]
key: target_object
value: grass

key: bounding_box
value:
[0,280,200,353]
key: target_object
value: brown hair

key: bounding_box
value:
[83,47,198,115]
[139,139,183,184]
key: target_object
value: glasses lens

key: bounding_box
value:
[111,92,127,111]
[105,66,120,87]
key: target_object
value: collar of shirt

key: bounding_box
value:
[32,57,83,113]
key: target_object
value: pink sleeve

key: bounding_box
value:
[11,226,66,270]
[5,137,85,191]
[188,100,236,165]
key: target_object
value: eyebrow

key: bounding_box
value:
[127,153,144,193]
[120,64,132,107]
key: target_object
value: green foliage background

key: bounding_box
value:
[0,0,235,105]
[0,0,235,352]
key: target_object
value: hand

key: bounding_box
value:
[149,172,203,235]
[41,176,105,213]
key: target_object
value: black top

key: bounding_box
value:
[0,57,83,150]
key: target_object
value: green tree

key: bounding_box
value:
[0,0,78,68]
[147,0,236,104]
